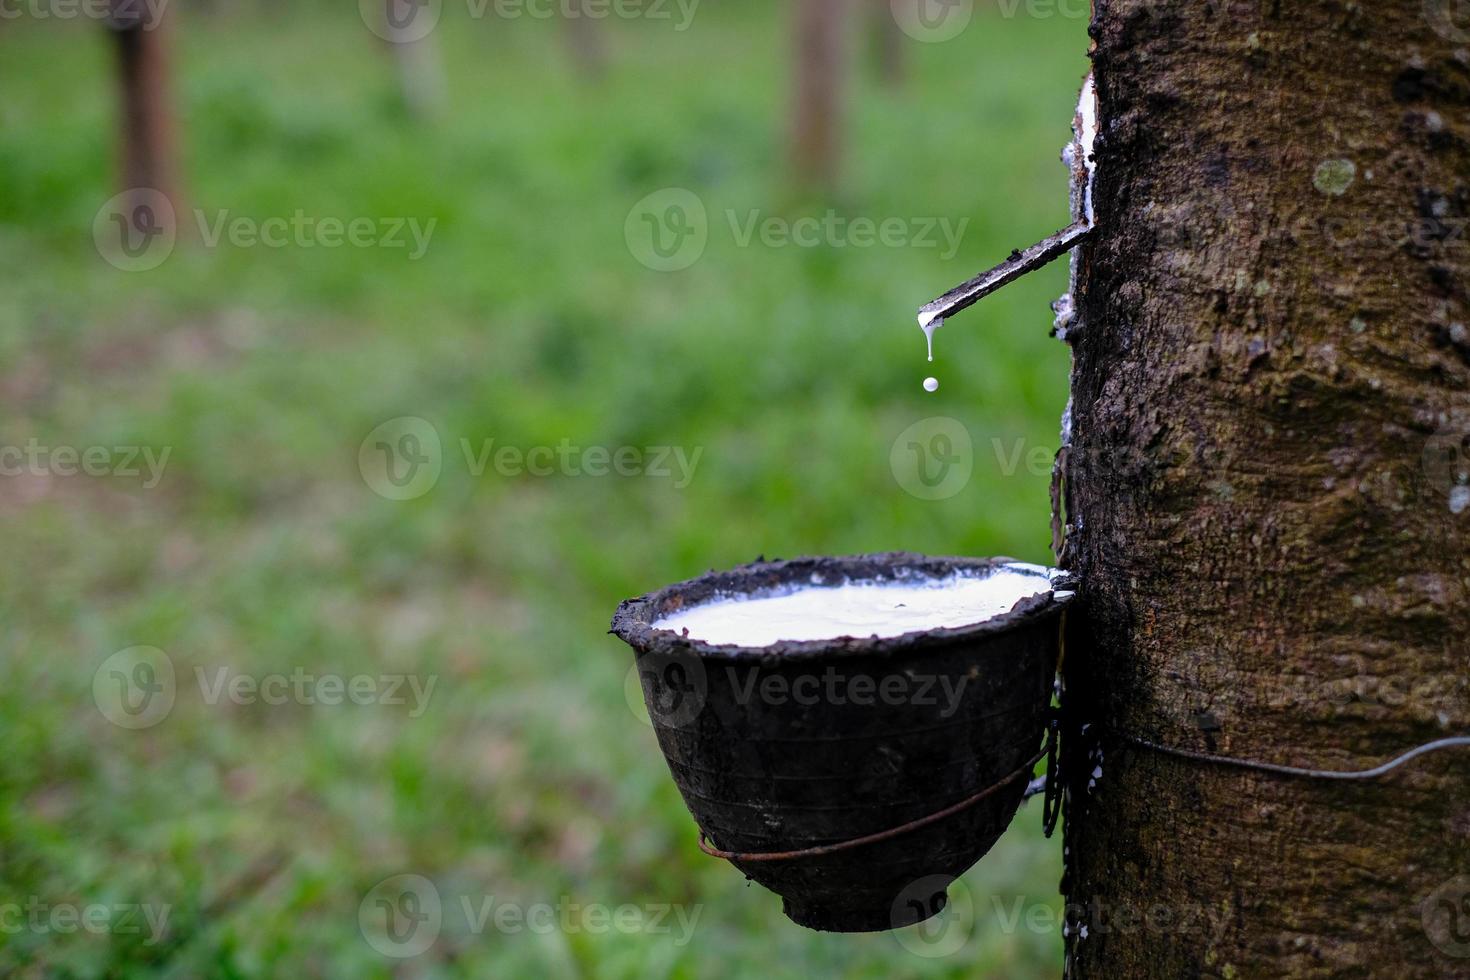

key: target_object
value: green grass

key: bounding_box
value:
[0,3,1088,976]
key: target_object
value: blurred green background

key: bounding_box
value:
[1,1,1088,975]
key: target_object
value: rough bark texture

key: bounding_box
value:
[1060,2,1470,978]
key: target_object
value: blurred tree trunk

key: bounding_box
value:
[790,0,847,191]
[1060,2,1470,977]
[562,0,609,81]
[107,0,181,231]
[384,0,446,118]
[872,0,904,88]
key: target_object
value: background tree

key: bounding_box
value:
[383,0,446,118]
[562,0,609,81]
[107,0,180,232]
[872,0,905,89]
[1060,2,1470,977]
[790,0,848,192]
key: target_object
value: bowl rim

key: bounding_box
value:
[609,551,1074,663]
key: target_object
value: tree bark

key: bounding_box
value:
[384,0,446,119]
[562,0,609,81]
[108,1,181,232]
[873,0,905,89]
[1060,2,1470,978]
[790,0,847,192]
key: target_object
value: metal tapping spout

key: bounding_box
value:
[916,73,1099,331]
[916,220,1093,329]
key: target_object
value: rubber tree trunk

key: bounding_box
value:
[108,1,181,232]
[562,0,609,81]
[1060,2,1470,977]
[790,0,847,192]
[384,0,446,119]
[873,0,905,89]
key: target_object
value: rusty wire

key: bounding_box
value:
[696,746,1046,864]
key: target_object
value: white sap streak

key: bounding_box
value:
[921,316,943,362]
[1077,74,1098,226]
[653,566,1051,647]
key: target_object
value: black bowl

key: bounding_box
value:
[611,553,1069,932]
